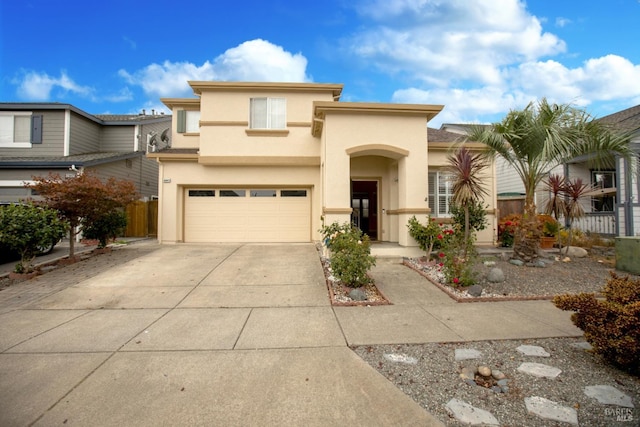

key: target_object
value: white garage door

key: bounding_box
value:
[184,188,311,242]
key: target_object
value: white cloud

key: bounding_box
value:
[347,0,565,86]
[393,86,531,126]
[15,70,93,101]
[555,17,571,27]
[393,54,640,127]
[511,55,640,104]
[119,39,310,98]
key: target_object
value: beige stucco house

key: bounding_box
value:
[149,81,497,246]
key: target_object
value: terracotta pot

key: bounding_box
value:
[540,236,556,249]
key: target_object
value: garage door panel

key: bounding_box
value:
[184,188,310,243]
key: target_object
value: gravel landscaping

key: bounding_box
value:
[351,249,640,426]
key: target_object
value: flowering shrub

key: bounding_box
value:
[497,214,521,247]
[320,221,376,288]
[407,216,455,257]
[439,225,478,287]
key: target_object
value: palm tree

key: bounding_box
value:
[468,99,632,261]
[446,147,489,258]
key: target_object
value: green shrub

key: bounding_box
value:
[320,221,376,288]
[553,272,640,373]
[450,201,488,233]
[82,210,128,248]
[0,203,67,273]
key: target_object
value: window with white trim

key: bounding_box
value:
[591,170,616,212]
[428,171,454,217]
[177,110,200,133]
[0,112,39,147]
[250,98,286,129]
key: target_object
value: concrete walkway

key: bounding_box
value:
[0,242,582,426]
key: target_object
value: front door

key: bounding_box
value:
[351,180,378,240]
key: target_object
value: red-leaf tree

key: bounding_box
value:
[28,172,139,257]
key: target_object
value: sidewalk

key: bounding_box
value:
[0,242,581,426]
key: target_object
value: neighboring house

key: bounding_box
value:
[149,81,498,246]
[0,103,171,202]
[443,104,640,237]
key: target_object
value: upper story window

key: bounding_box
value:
[428,171,454,217]
[250,98,286,129]
[177,110,200,133]
[0,112,42,148]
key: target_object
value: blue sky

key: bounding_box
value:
[1,0,639,127]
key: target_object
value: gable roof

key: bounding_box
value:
[427,127,465,143]
[0,103,171,126]
[598,104,640,132]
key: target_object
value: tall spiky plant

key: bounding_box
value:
[468,99,632,261]
[563,177,592,251]
[446,147,489,258]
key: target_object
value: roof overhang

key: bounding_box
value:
[0,152,143,168]
[160,98,201,110]
[312,102,444,137]
[188,81,343,100]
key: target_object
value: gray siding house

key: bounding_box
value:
[0,103,171,202]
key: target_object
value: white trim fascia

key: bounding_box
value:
[64,109,71,156]
[0,180,36,187]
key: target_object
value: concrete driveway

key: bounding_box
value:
[0,242,444,426]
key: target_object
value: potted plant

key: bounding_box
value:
[538,215,559,249]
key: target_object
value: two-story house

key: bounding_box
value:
[0,103,171,202]
[149,81,497,247]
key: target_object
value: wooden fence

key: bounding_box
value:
[125,200,158,238]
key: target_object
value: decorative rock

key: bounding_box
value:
[349,288,367,301]
[525,396,578,425]
[460,366,477,380]
[500,386,509,393]
[383,353,418,365]
[517,344,551,357]
[497,379,509,387]
[445,398,499,426]
[517,362,562,378]
[509,259,524,266]
[491,386,503,393]
[486,268,505,283]
[478,365,492,377]
[464,379,477,386]
[533,259,548,268]
[492,370,506,380]
[455,348,482,361]
[561,246,588,258]
[584,385,635,408]
[571,341,593,351]
[467,285,483,297]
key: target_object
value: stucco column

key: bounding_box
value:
[397,154,429,246]
[322,150,352,228]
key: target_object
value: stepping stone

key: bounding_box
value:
[455,348,482,361]
[571,341,593,351]
[383,353,418,365]
[525,396,578,425]
[517,344,550,357]
[517,362,561,378]
[584,385,635,408]
[445,398,499,426]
